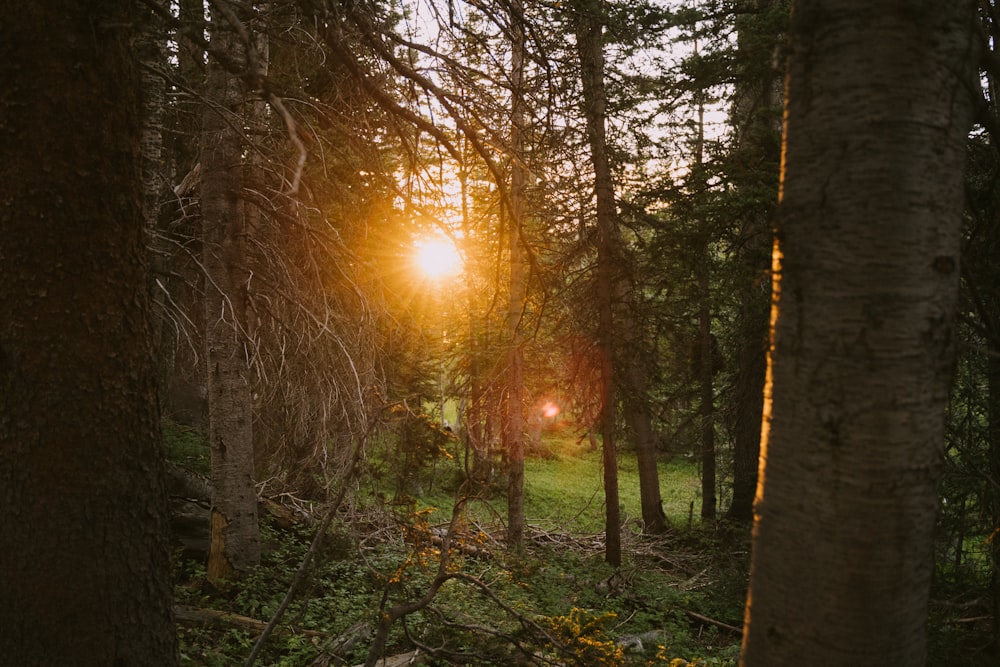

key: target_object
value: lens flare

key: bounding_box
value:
[414,236,462,280]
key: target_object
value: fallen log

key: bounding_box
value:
[351,650,422,667]
[682,608,743,635]
[174,604,325,638]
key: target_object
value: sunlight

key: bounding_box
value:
[414,235,462,281]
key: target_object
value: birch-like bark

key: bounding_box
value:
[742,1,977,663]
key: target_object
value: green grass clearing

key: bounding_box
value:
[415,429,703,534]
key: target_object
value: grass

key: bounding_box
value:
[525,435,702,533]
[163,417,211,475]
[416,427,703,535]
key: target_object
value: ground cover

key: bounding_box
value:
[168,420,995,665]
[170,422,747,665]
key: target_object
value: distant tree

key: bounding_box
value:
[0,1,179,664]
[741,1,977,664]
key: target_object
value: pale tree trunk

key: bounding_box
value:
[201,5,261,582]
[505,0,528,551]
[175,0,206,173]
[0,2,179,664]
[245,5,268,463]
[741,1,977,664]
[573,0,621,568]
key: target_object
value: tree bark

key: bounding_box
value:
[505,0,528,552]
[989,352,1000,654]
[723,0,784,521]
[726,301,767,523]
[201,5,261,582]
[624,355,668,534]
[573,0,622,568]
[0,2,179,664]
[697,262,716,521]
[741,1,977,664]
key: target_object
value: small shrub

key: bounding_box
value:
[540,607,624,667]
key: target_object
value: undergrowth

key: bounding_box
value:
[169,421,746,665]
[174,515,746,666]
[170,419,996,666]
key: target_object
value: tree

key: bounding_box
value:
[741,1,978,664]
[0,2,179,664]
[506,0,529,551]
[722,0,786,523]
[573,0,623,567]
[201,3,261,581]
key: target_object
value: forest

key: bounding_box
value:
[0,0,998,666]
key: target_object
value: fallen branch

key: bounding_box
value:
[351,650,422,667]
[682,608,743,635]
[174,604,324,638]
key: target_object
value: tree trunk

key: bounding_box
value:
[201,6,261,582]
[505,0,528,552]
[697,263,716,521]
[573,0,622,568]
[0,2,179,664]
[726,300,767,523]
[624,356,668,534]
[139,9,166,242]
[691,48,716,522]
[989,346,1000,653]
[723,0,783,520]
[741,1,977,664]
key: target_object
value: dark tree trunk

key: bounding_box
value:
[0,2,179,664]
[725,303,767,523]
[724,0,785,524]
[698,264,716,521]
[623,353,668,533]
[574,0,621,568]
[990,353,1000,655]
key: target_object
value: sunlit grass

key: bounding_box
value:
[418,429,702,535]
[525,431,702,533]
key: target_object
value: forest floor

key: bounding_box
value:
[167,422,994,666]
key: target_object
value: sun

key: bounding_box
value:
[414,235,462,280]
